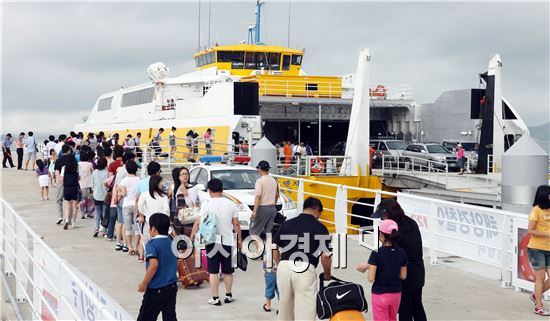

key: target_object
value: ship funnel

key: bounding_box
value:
[344,48,371,176]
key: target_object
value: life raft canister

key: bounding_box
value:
[310,158,325,174]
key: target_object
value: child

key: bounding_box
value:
[357,219,407,321]
[35,159,50,200]
[262,247,279,313]
[48,149,57,187]
[118,160,141,255]
[137,213,178,321]
[92,157,109,237]
[42,140,50,161]
[169,127,177,158]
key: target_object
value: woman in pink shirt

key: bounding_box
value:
[456,144,465,175]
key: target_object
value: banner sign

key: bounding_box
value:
[34,241,133,321]
[397,193,504,266]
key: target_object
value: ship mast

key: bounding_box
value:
[248,0,264,45]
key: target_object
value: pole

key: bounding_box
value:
[198,0,201,51]
[208,0,211,47]
[298,117,301,145]
[287,0,291,47]
[318,104,322,156]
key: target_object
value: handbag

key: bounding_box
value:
[104,173,117,205]
[236,251,248,271]
[316,273,368,319]
[198,202,217,244]
[178,207,200,225]
[100,207,109,228]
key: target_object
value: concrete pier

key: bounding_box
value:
[0,167,541,320]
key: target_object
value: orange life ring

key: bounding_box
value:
[310,158,325,174]
[371,84,387,97]
[519,234,535,282]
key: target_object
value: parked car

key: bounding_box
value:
[401,143,459,171]
[370,139,409,168]
[189,164,299,231]
[442,140,478,170]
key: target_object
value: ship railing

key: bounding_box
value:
[379,154,450,186]
[272,173,531,291]
[276,156,352,177]
[368,84,414,100]
[0,198,130,321]
[252,78,343,99]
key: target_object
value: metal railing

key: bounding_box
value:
[272,173,528,289]
[379,154,450,186]
[0,198,132,321]
[242,77,343,99]
[276,156,352,177]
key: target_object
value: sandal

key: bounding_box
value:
[263,304,271,312]
[535,306,550,316]
[122,245,129,252]
[129,249,136,256]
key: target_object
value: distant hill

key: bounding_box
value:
[530,122,550,153]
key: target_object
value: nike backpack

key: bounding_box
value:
[316,273,368,319]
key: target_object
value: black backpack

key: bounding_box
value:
[316,273,368,319]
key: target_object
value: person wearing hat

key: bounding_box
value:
[370,198,427,321]
[357,219,408,321]
[250,160,279,236]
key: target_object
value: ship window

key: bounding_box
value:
[97,96,113,111]
[244,52,268,70]
[198,55,205,66]
[291,54,303,65]
[205,52,214,65]
[267,53,281,70]
[217,51,244,69]
[306,83,318,91]
[194,57,199,68]
[121,87,155,107]
[282,55,290,70]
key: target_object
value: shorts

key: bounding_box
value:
[205,243,234,274]
[63,186,79,201]
[123,206,139,235]
[38,175,50,187]
[26,151,37,161]
[527,248,550,270]
[193,147,199,154]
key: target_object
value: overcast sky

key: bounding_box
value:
[1,1,549,136]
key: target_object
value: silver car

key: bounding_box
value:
[370,140,409,168]
[401,143,458,171]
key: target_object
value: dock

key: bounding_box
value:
[0,166,541,320]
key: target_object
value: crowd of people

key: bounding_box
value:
[5,128,548,320]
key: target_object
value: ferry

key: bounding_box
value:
[75,1,534,231]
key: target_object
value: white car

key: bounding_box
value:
[189,164,299,231]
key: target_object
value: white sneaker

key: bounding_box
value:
[208,298,221,306]
[224,296,235,304]
[70,222,75,229]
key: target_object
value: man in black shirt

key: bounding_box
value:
[274,197,332,321]
[54,145,72,225]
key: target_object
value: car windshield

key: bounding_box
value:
[211,169,259,190]
[386,141,408,150]
[427,145,451,154]
[461,143,476,151]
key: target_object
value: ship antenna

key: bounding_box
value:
[208,0,211,47]
[254,0,263,44]
[197,0,201,51]
[287,0,291,47]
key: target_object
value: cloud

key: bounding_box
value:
[1,1,548,136]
